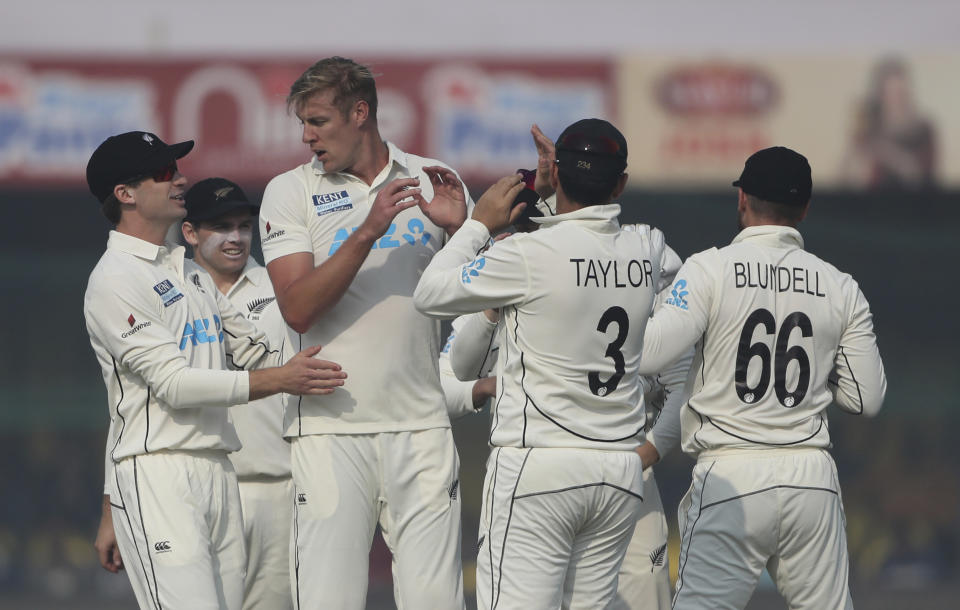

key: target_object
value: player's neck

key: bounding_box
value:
[116,216,175,247]
[344,131,389,186]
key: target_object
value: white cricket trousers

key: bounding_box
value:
[610,467,671,610]
[290,429,464,609]
[673,448,854,610]
[476,446,644,610]
[110,451,246,610]
[237,476,294,610]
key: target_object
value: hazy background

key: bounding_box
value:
[1,2,958,608]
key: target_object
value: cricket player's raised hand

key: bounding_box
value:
[531,124,556,200]
[357,177,422,242]
[416,166,468,235]
[472,174,527,234]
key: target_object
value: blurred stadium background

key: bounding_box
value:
[1,1,958,608]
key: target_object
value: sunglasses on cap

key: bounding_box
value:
[556,132,623,156]
[128,161,178,184]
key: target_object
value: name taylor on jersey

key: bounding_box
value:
[734,261,826,297]
[570,257,655,288]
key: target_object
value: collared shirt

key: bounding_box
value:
[415,206,666,452]
[85,232,281,490]
[221,261,292,479]
[638,225,887,456]
[259,142,475,436]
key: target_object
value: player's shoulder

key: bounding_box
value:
[263,160,315,198]
[397,146,456,174]
[183,259,219,292]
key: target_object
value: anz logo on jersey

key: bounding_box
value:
[666,279,690,310]
[179,316,224,350]
[328,218,432,255]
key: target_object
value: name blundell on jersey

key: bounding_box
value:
[570,257,654,288]
[733,261,826,297]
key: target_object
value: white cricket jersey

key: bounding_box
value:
[415,208,666,452]
[221,261,292,479]
[259,142,475,436]
[638,225,887,456]
[84,232,281,472]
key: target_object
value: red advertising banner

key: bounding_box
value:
[0,57,615,189]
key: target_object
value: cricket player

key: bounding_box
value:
[415,119,664,609]
[258,57,472,609]
[635,147,887,609]
[85,131,345,610]
[181,177,295,610]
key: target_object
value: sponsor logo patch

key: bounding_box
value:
[460,257,486,284]
[665,279,689,310]
[312,190,353,216]
[179,316,223,350]
[297,492,307,505]
[122,320,152,338]
[153,540,172,553]
[153,279,184,307]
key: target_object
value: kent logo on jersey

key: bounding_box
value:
[153,279,184,307]
[312,190,353,217]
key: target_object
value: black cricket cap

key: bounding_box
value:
[184,178,259,223]
[555,118,628,182]
[733,146,812,206]
[86,131,194,203]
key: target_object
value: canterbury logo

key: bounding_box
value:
[449,479,459,501]
[154,541,172,552]
[297,492,307,505]
[649,543,666,571]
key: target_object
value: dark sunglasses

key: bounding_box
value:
[127,161,178,184]
[556,132,622,155]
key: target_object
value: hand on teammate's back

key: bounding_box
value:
[416,166,468,235]
[279,344,347,395]
[472,174,527,234]
[357,177,422,242]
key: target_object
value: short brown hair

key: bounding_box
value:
[100,178,143,225]
[745,193,807,225]
[287,57,378,119]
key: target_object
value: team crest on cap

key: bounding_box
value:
[214,187,234,200]
[142,133,154,145]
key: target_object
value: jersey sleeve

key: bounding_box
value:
[439,320,479,419]
[414,219,530,318]
[214,288,283,371]
[829,277,886,416]
[85,273,250,409]
[449,311,499,381]
[259,171,314,264]
[638,251,715,375]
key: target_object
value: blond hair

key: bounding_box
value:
[287,56,378,119]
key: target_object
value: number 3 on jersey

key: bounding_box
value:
[735,308,813,407]
[589,306,629,397]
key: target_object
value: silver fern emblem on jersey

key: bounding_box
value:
[246,297,276,314]
[649,543,667,571]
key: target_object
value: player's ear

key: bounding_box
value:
[353,99,369,127]
[797,200,810,223]
[181,221,199,247]
[737,188,748,213]
[549,160,559,189]
[114,183,136,204]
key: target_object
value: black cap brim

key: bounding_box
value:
[185,200,259,223]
